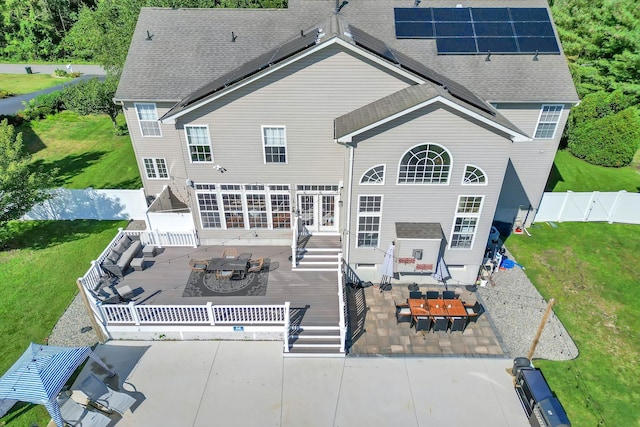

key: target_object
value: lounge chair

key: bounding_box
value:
[57,392,111,427]
[189,259,209,272]
[247,257,264,273]
[78,374,136,415]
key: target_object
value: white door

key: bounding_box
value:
[297,194,338,233]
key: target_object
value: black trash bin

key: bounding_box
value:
[25,66,32,74]
[512,357,531,376]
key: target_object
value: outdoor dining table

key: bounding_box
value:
[408,298,429,316]
[443,299,467,317]
[206,257,249,279]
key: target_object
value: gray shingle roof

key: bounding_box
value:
[115,0,578,104]
[396,223,445,240]
[335,83,528,140]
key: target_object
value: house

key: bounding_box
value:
[114,0,578,286]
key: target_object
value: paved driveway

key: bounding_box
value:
[74,341,529,427]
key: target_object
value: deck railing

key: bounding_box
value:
[337,253,348,353]
[100,301,290,326]
[291,212,299,268]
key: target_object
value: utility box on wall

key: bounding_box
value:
[395,223,444,274]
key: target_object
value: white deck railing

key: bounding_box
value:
[337,253,348,353]
[100,301,290,327]
[291,212,298,267]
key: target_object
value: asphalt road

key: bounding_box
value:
[0,63,106,116]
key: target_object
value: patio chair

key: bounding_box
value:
[247,257,264,273]
[465,301,485,323]
[395,301,412,324]
[442,290,456,300]
[425,291,440,300]
[414,316,432,332]
[450,316,466,332]
[409,291,423,299]
[78,373,136,416]
[189,259,209,272]
[432,316,449,332]
[215,269,233,280]
[57,392,111,427]
[222,248,238,259]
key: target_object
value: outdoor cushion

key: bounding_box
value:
[112,241,127,255]
[105,252,119,264]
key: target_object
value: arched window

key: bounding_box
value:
[360,165,385,185]
[463,165,487,185]
[398,144,451,184]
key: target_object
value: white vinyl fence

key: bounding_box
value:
[535,191,640,224]
[23,188,148,220]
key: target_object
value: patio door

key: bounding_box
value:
[297,194,338,233]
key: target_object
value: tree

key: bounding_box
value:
[62,77,120,130]
[0,120,55,242]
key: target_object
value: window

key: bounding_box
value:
[197,193,222,229]
[185,125,212,162]
[222,193,244,228]
[135,103,161,137]
[143,158,168,179]
[360,165,385,185]
[450,196,483,249]
[398,144,451,184]
[262,126,287,163]
[271,194,291,228]
[534,105,563,139]
[357,195,382,247]
[246,194,268,228]
[463,165,487,185]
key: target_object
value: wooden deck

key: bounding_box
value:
[111,245,341,327]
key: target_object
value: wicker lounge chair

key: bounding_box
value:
[189,259,209,272]
[247,257,264,273]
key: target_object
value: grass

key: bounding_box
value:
[546,149,640,192]
[0,220,127,427]
[18,111,142,189]
[506,222,640,427]
[0,73,73,95]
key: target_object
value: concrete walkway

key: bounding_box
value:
[68,341,529,427]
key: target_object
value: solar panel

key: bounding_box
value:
[394,7,561,55]
[436,38,477,54]
[396,22,434,38]
[349,26,399,63]
[477,37,518,53]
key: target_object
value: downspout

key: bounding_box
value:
[345,143,354,265]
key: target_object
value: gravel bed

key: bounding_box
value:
[47,293,99,348]
[476,248,578,361]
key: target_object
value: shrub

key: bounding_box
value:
[19,91,65,121]
[0,89,14,99]
[61,77,121,132]
[568,107,640,167]
[53,69,68,77]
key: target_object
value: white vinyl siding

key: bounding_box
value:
[534,105,563,139]
[398,144,451,184]
[143,158,168,179]
[185,125,213,163]
[450,196,483,249]
[262,126,287,163]
[360,164,386,185]
[357,195,383,247]
[135,103,161,137]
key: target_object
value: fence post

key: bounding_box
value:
[129,302,141,326]
[557,191,572,222]
[608,190,627,224]
[207,302,216,326]
[291,213,298,268]
[283,302,290,353]
[192,230,198,248]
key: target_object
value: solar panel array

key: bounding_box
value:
[394,7,560,55]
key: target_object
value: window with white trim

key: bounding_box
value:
[450,196,483,249]
[143,158,168,179]
[222,193,244,228]
[463,165,487,185]
[246,193,268,228]
[135,103,161,137]
[262,126,287,163]
[270,193,291,228]
[185,125,213,162]
[197,192,222,229]
[360,165,385,185]
[534,105,563,139]
[357,195,382,247]
[398,144,451,184]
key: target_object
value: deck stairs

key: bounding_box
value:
[285,325,345,357]
[292,235,342,272]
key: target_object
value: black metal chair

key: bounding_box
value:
[395,301,412,324]
[425,291,439,299]
[432,316,449,332]
[442,290,456,300]
[409,291,423,299]
[465,301,485,323]
[414,316,432,332]
[449,317,466,332]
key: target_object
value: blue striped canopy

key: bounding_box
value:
[0,343,92,427]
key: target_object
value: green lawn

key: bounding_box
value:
[507,222,640,426]
[0,73,73,95]
[547,149,640,192]
[0,220,127,427]
[18,111,142,189]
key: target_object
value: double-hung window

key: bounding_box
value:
[143,158,168,179]
[450,196,483,249]
[262,126,287,163]
[185,125,213,162]
[534,105,563,139]
[195,185,222,229]
[357,195,382,247]
[135,103,161,137]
